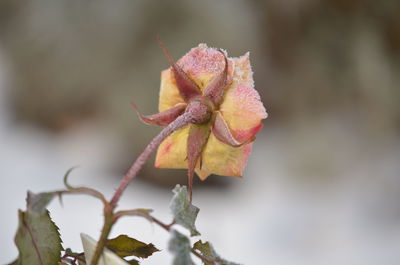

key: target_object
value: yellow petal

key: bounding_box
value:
[219,53,267,142]
[159,70,186,112]
[155,126,189,169]
[195,133,253,180]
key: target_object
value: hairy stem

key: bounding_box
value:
[90,113,193,265]
[110,113,193,207]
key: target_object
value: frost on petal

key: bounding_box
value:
[219,53,267,143]
[195,134,253,180]
[159,70,186,112]
[155,126,189,169]
[177,44,234,92]
[229,52,253,87]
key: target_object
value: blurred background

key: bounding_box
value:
[0,0,399,264]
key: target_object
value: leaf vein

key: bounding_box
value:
[22,212,45,265]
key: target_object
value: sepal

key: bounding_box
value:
[132,103,187,126]
[212,112,255,147]
[158,38,201,101]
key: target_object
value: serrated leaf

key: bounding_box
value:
[106,235,159,259]
[193,240,241,265]
[168,230,195,265]
[170,185,200,236]
[14,210,63,265]
[81,233,129,265]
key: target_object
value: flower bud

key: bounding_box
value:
[185,98,213,124]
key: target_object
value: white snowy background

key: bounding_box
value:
[1,1,400,264]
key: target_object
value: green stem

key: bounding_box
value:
[89,208,114,265]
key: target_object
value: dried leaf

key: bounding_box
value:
[170,185,200,236]
[106,235,159,259]
[126,259,139,265]
[81,233,129,265]
[193,240,241,265]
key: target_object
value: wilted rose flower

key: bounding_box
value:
[134,43,267,192]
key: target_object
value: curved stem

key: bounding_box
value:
[90,113,193,265]
[110,113,192,208]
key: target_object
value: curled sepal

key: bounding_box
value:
[187,124,211,201]
[212,112,255,147]
[63,167,107,204]
[203,50,230,106]
[158,37,201,101]
[131,103,187,126]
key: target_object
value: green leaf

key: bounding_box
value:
[168,230,195,265]
[14,209,63,265]
[170,185,200,236]
[81,233,129,265]
[193,240,241,265]
[106,235,159,259]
